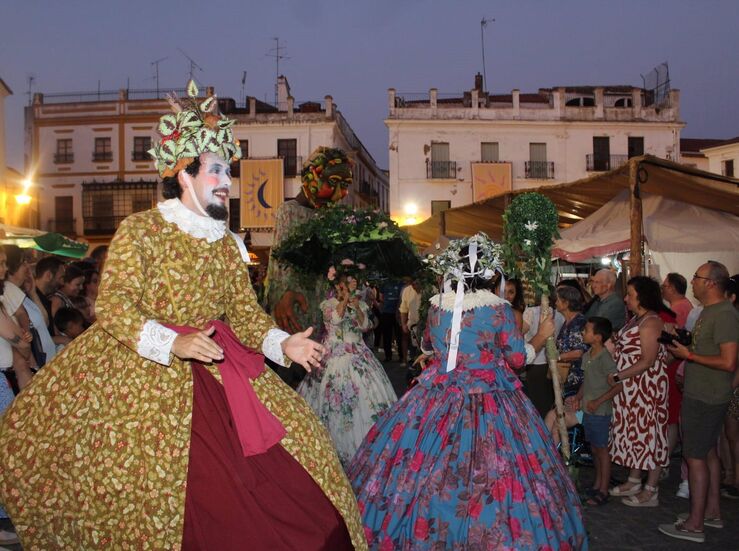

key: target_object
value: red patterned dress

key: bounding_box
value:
[609,314,670,470]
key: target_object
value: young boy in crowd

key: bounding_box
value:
[579,316,621,506]
[53,307,86,348]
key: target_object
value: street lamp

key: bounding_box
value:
[14,178,33,227]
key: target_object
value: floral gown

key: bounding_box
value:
[299,297,397,466]
[348,290,587,550]
[0,202,366,550]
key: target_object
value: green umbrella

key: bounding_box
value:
[32,233,89,259]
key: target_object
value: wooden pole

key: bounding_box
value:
[439,209,447,238]
[629,160,643,277]
[541,294,570,461]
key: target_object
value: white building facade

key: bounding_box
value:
[386,75,684,223]
[27,76,388,248]
[701,138,739,178]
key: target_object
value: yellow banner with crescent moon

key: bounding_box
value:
[240,159,284,229]
[471,162,512,202]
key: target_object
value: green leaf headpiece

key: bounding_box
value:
[148,80,241,178]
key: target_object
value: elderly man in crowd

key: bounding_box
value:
[658,261,738,544]
[585,269,625,332]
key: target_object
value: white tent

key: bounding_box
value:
[551,189,739,300]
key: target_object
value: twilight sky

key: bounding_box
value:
[1,0,737,171]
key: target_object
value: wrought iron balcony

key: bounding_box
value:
[426,160,457,179]
[92,152,113,162]
[524,161,555,179]
[53,153,74,164]
[83,215,127,235]
[131,152,151,162]
[586,154,628,172]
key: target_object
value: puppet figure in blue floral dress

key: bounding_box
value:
[348,234,588,550]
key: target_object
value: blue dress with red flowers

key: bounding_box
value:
[348,290,588,550]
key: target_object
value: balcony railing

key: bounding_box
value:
[426,160,457,179]
[281,155,303,178]
[83,215,128,235]
[524,161,555,179]
[47,218,76,235]
[53,153,74,164]
[131,152,151,162]
[92,152,113,162]
[586,154,628,172]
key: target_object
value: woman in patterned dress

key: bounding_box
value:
[299,273,397,466]
[608,276,669,507]
[349,235,587,550]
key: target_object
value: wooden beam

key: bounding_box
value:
[629,160,643,276]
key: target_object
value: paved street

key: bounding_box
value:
[0,357,734,550]
[382,357,739,550]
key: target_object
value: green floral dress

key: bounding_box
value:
[298,297,397,466]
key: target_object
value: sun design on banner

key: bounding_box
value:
[471,162,512,203]
[240,159,284,229]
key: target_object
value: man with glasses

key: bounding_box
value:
[658,261,739,544]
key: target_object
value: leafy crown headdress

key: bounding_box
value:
[427,232,505,373]
[149,80,241,178]
[426,232,503,287]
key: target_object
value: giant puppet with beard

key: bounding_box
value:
[263,146,353,387]
[0,82,365,551]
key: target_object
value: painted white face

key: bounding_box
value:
[183,152,232,219]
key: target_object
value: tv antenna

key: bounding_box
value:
[266,37,290,105]
[151,56,168,98]
[26,74,36,106]
[480,17,495,93]
[177,48,204,81]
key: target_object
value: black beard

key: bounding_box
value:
[206,204,229,221]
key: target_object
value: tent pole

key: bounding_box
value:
[629,160,643,277]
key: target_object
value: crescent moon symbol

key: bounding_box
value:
[257,179,271,209]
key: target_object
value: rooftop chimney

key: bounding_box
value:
[277,75,291,112]
[474,73,484,92]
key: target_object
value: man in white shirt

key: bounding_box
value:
[399,277,422,364]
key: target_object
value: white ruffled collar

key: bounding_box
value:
[430,289,508,312]
[157,199,226,243]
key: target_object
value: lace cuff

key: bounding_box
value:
[262,328,290,366]
[137,320,177,365]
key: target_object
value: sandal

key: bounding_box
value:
[677,512,724,529]
[658,521,705,543]
[623,484,659,507]
[585,491,610,506]
[609,476,642,497]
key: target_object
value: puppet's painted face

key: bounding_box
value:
[187,152,232,220]
[301,149,352,208]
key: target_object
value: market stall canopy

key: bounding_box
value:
[32,233,88,259]
[405,155,739,247]
[0,224,88,259]
[551,189,739,262]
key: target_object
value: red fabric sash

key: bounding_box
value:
[165,320,286,456]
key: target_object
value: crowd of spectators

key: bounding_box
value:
[513,264,737,545]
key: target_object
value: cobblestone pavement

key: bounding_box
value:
[1,357,734,550]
